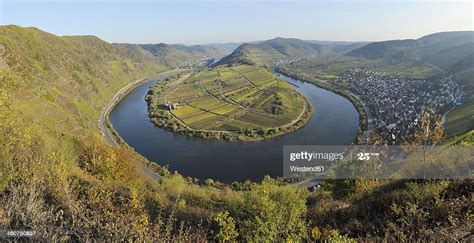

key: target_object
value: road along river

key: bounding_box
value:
[109,75,359,183]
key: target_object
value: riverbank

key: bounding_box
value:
[101,68,185,146]
[275,67,369,144]
[100,75,155,146]
[99,69,188,182]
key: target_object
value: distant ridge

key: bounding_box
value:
[119,43,230,66]
[347,31,474,83]
[201,42,245,52]
[214,37,331,66]
[306,40,369,53]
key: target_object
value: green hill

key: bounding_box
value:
[0,25,169,134]
[202,42,244,52]
[348,39,421,61]
[348,31,474,79]
[306,40,369,53]
[0,25,172,239]
[327,42,370,54]
[216,37,331,66]
[121,43,229,66]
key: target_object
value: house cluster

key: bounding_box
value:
[338,69,463,143]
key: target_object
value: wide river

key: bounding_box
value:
[109,75,359,183]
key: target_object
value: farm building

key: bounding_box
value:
[165,102,179,110]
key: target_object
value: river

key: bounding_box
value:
[109,75,359,183]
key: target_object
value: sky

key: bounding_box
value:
[1,0,472,45]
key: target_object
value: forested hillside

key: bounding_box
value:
[0,25,175,239]
[0,26,168,134]
[120,43,229,66]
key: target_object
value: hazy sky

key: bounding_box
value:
[1,0,472,44]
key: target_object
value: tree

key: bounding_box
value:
[204,178,215,187]
[403,108,445,179]
[237,177,308,241]
[326,229,356,242]
[214,211,238,241]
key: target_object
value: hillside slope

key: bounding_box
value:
[216,37,331,66]
[0,25,175,239]
[120,43,229,66]
[0,25,168,134]
[348,31,474,81]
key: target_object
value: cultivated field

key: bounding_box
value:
[147,65,309,138]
